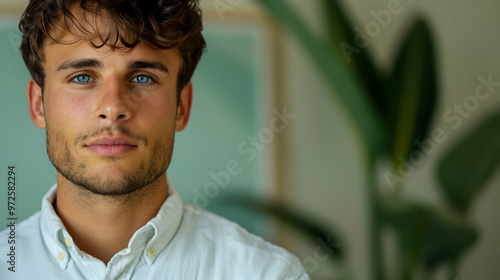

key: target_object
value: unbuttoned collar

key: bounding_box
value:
[40,178,184,270]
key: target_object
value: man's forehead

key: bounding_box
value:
[44,39,179,67]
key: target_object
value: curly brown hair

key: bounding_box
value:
[19,0,206,94]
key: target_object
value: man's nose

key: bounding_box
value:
[94,78,132,123]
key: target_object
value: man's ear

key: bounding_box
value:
[175,81,193,132]
[27,78,46,128]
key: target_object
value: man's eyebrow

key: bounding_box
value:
[129,60,170,75]
[56,59,104,72]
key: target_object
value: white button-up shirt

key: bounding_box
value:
[0,181,309,279]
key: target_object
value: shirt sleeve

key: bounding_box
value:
[289,269,311,280]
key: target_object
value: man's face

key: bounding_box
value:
[29,30,191,196]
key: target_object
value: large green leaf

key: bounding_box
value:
[322,0,390,126]
[437,111,500,213]
[254,0,387,158]
[380,198,478,276]
[389,19,437,168]
[420,207,478,270]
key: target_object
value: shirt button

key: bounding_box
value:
[57,251,65,261]
[65,237,72,248]
[147,247,156,257]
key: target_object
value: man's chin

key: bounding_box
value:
[87,164,139,178]
[75,178,144,196]
[70,167,165,197]
[56,167,143,196]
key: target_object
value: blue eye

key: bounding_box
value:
[73,75,93,83]
[132,75,153,84]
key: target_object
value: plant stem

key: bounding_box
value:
[447,257,460,280]
[367,159,385,280]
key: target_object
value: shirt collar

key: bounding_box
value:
[40,178,184,269]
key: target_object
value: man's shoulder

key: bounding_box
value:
[174,203,309,279]
[180,203,267,246]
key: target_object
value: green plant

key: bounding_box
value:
[242,0,500,279]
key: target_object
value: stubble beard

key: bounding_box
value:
[46,126,173,197]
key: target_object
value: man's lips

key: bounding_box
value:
[85,136,137,156]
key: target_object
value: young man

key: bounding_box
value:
[0,0,309,279]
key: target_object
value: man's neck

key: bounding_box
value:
[53,173,168,264]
